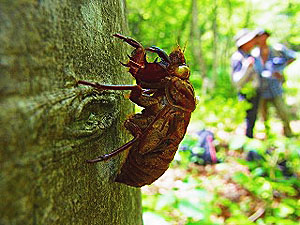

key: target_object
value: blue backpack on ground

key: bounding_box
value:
[181,129,219,165]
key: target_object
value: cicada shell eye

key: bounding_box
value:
[175,65,190,79]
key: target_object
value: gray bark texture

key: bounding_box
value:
[0,0,142,224]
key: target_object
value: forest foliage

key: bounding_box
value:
[127,0,300,93]
[126,0,300,224]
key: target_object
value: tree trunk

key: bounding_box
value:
[189,0,206,78]
[211,0,218,88]
[0,1,142,224]
[189,0,208,93]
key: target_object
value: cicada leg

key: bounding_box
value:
[79,80,144,163]
[78,80,142,92]
[86,134,141,163]
[145,46,170,64]
[87,120,143,163]
[113,33,143,49]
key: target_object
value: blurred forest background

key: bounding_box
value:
[125,0,300,224]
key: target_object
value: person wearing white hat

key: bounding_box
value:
[254,29,296,137]
[230,29,261,138]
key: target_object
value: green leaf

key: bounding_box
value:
[274,203,295,218]
[252,167,265,177]
[178,200,204,220]
[244,139,266,153]
[226,215,255,225]
[233,172,250,184]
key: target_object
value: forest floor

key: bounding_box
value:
[142,119,300,224]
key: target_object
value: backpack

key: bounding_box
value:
[181,130,219,165]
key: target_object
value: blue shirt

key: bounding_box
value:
[231,49,261,91]
[253,44,296,99]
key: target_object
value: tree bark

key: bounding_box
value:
[189,0,207,79]
[0,0,142,224]
[189,0,209,94]
[211,0,218,88]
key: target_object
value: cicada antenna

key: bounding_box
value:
[183,41,188,53]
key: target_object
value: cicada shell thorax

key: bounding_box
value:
[165,78,196,113]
